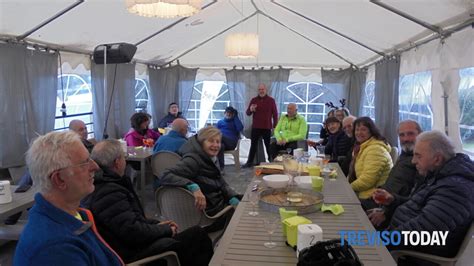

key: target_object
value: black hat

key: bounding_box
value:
[225,106,236,113]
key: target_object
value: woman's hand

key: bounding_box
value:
[193,190,207,211]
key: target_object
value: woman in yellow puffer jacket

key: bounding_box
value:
[348,117,393,199]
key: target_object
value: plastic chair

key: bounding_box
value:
[390,146,399,164]
[224,139,241,170]
[155,186,233,229]
[391,223,474,266]
[151,151,182,178]
[155,186,234,246]
[127,251,180,266]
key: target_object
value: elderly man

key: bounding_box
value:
[158,102,186,128]
[153,118,188,154]
[338,115,357,175]
[366,120,424,226]
[14,131,123,266]
[373,130,474,258]
[82,140,213,265]
[269,103,307,160]
[69,119,94,152]
[243,84,278,167]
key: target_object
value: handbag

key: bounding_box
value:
[297,239,362,266]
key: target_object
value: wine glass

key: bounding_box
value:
[248,191,260,216]
[263,217,279,248]
[286,147,293,155]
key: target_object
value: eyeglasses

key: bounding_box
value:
[56,157,93,173]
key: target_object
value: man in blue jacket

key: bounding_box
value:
[216,106,243,169]
[153,118,188,154]
[14,131,124,266]
[373,130,474,259]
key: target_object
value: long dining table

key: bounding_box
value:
[212,163,396,265]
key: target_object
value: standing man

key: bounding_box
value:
[14,131,123,266]
[270,103,307,160]
[243,84,278,167]
[158,102,186,128]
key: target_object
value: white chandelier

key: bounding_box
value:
[126,0,202,18]
[225,33,259,59]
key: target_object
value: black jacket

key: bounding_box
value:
[389,153,474,257]
[158,112,185,128]
[325,130,352,162]
[381,150,422,196]
[159,135,238,216]
[82,168,174,263]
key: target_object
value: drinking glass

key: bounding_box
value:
[263,217,279,248]
[248,191,260,216]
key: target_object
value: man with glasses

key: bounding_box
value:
[14,131,124,266]
[83,139,213,265]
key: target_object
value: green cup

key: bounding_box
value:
[307,165,321,177]
[311,176,324,192]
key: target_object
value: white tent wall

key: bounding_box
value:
[400,26,474,152]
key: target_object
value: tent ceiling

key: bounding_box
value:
[0,0,472,68]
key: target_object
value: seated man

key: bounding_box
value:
[365,120,424,225]
[83,140,213,265]
[4,121,97,225]
[153,118,188,154]
[339,115,356,175]
[270,103,307,160]
[373,131,474,258]
[158,102,186,128]
[14,131,123,266]
[216,106,243,169]
[69,119,94,152]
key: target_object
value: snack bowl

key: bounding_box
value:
[263,174,290,188]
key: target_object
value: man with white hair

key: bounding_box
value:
[153,118,188,154]
[83,139,213,265]
[339,115,357,175]
[69,119,94,152]
[14,131,123,266]
[373,130,474,258]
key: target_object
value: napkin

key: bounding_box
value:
[321,204,344,215]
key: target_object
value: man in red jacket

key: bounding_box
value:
[243,83,278,167]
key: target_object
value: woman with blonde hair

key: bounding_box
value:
[159,126,240,222]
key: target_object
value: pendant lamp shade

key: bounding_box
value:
[225,33,259,59]
[126,0,202,18]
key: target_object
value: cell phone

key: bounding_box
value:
[15,185,32,193]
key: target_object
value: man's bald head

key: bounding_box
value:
[69,120,87,140]
[171,118,188,136]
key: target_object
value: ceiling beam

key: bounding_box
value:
[370,0,443,35]
[135,0,217,46]
[17,0,85,41]
[166,1,356,67]
[271,0,385,57]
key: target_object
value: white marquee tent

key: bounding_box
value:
[1,0,472,68]
[0,0,473,168]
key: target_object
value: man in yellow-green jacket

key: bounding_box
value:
[269,103,308,161]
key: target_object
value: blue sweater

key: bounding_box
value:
[217,116,243,143]
[153,130,187,154]
[14,193,123,266]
